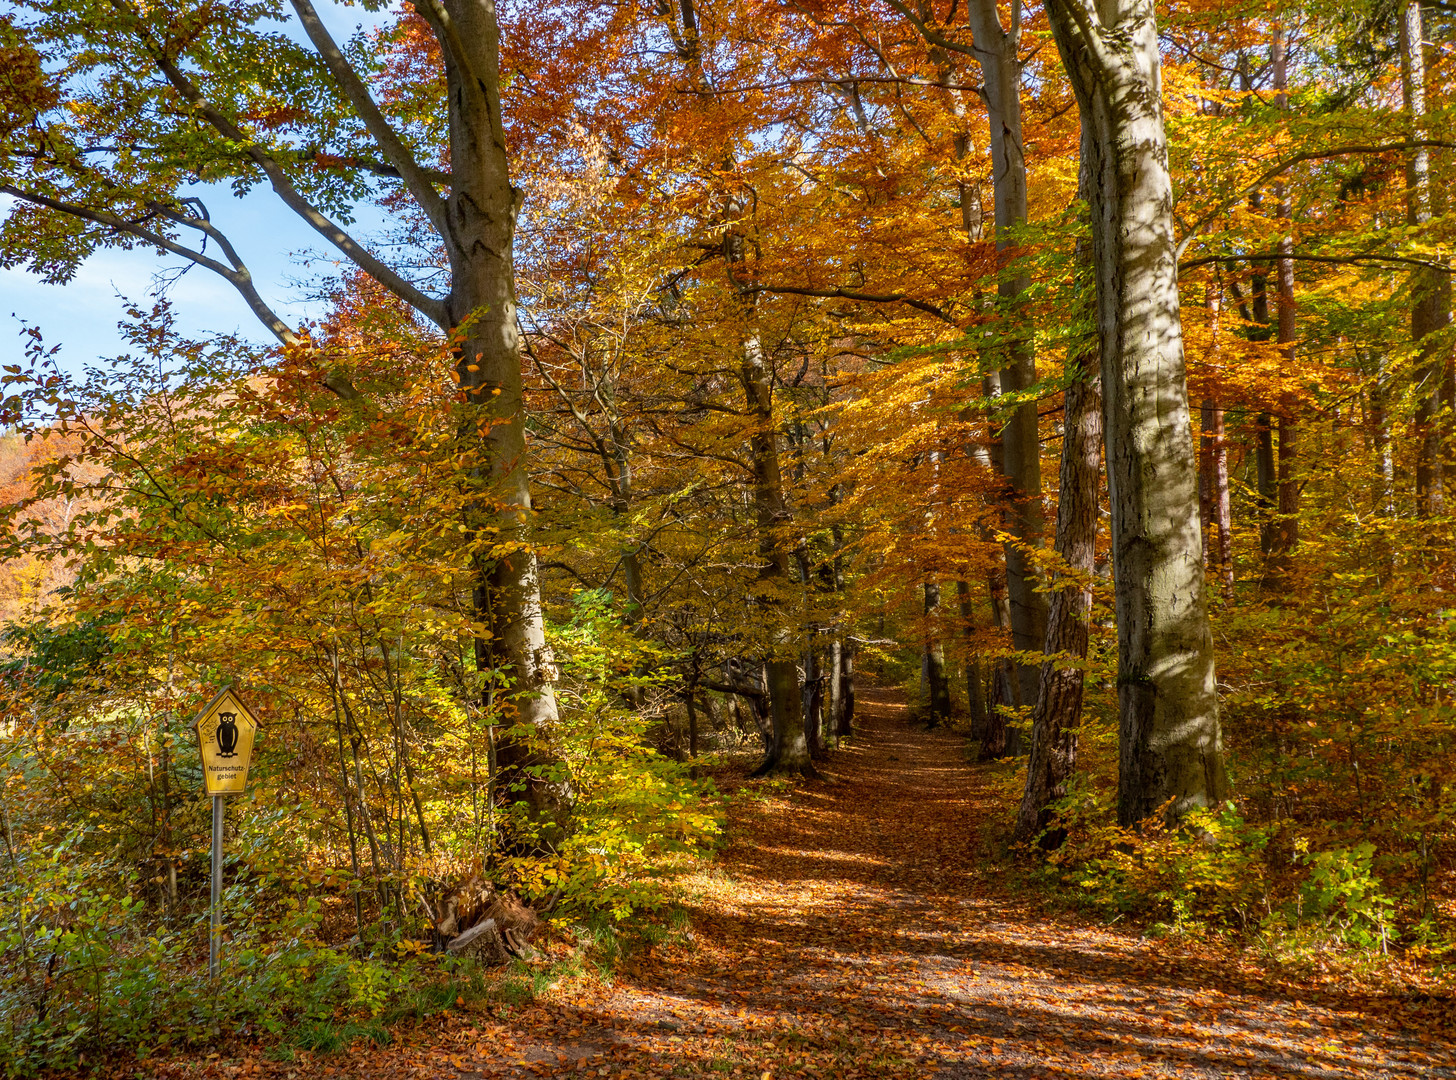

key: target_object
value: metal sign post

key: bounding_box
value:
[192,686,259,979]
[210,794,224,978]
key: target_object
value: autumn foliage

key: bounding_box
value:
[0,0,1453,1070]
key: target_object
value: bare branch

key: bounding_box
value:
[883,0,979,58]
[746,282,955,324]
[1180,250,1450,273]
[289,0,451,239]
[1,183,300,347]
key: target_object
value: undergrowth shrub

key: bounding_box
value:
[0,583,722,1072]
[1037,789,1413,954]
[0,832,443,1074]
[1041,791,1275,932]
[503,590,724,918]
[1288,840,1397,951]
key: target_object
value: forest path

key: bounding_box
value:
[298,687,1451,1080]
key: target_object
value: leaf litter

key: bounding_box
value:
[147,688,1455,1079]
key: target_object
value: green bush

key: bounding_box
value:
[1291,840,1397,951]
[0,827,448,1074]
[1042,792,1274,931]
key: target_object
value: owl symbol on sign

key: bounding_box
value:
[216,712,240,758]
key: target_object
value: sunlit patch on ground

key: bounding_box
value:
[166,687,1456,1080]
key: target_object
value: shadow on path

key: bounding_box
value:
[366,687,1456,1079]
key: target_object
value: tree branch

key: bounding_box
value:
[746,282,955,324]
[111,0,450,327]
[1180,250,1450,273]
[883,0,979,58]
[1175,141,1456,258]
[289,0,451,239]
[1,183,300,347]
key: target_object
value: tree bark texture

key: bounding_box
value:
[1046,0,1229,825]
[742,335,812,776]
[980,563,1017,759]
[401,0,570,830]
[921,582,952,724]
[827,637,844,748]
[1208,405,1234,600]
[804,641,825,757]
[1402,0,1452,516]
[1016,352,1102,843]
[1199,282,1235,600]
[969,0,1048,709]
[956,580,990,737]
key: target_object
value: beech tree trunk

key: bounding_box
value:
[957,580,990,738]
[1200,282,1234,600]
[1402,0,1452,516]
[1016,356,1102,843]
[827,638,844,748]
[1209,405,1234,600]
[741,335,811,776]
[921,582,952,724]
[980,564,1017,759]
[804,641,825,757]
[821,521,850,749]
[399,0,572,831]
[1047,0,1229,825]
[1270,23,1299,576]
[1235,254,1279,561]
[1255,414,1277,557]
[1016,132,1103,843]
[837,643,856,739]
[969,0,1048,709]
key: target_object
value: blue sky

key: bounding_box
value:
[0,1,393,377]
[0,189,343,372]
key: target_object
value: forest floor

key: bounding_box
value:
[174,687,1456,1080]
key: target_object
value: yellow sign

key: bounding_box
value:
[193,686,259,795]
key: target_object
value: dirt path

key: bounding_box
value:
[272,688,1453,1079]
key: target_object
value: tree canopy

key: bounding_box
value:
[0,0,1453,1070]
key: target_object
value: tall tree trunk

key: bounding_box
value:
[1255,415,1277,557]
[838,644,856,738]
[1198,396,1235,597]
[956,580,990,738]
[827,637,844,748]
[742,335,811,776]
[1240,255,1278,560]
[980,565,1017,760]
[921,582,952,724]
[430,0,569,831]
[1209,404,1234,600]
[1017,133,1103,844]
[1016,357,1102,843]
[1199,399,1214,543]
[1047,0,1229,825]
[820,519,849,749]
[1202,280,1235,600]
[1271,23,1299,574]
[969,0,1048,708]
[804,640,825,757]
[1402,0,1452,516]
